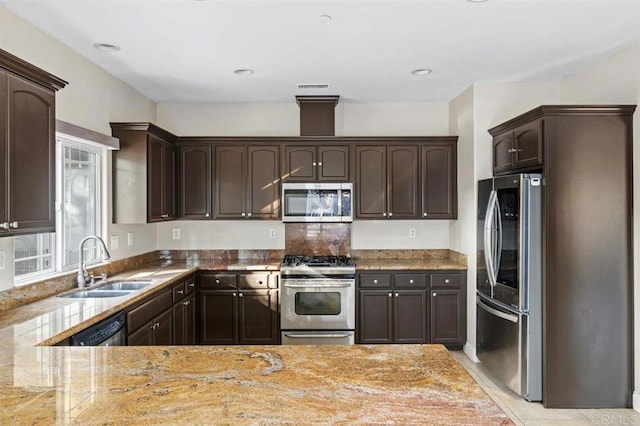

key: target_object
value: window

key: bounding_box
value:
[15,134,105,283]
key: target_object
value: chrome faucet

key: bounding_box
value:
[77,235,111,288]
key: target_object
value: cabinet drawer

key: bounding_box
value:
[172,280,188,302]
[395,273,427,288]
[199,273,237,289]
[127,289,172,333]
[430,273,463,288]
[359,274,392,288]
[238,273,277,289]
[185,275,196,294]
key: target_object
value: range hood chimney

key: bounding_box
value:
[296,95,339,136]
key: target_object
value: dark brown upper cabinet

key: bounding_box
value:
[214,144,280,220]
[491,119,543,175]
[0,49,66,237]
[110,123,177,223]
[421,144,457,219]
[282,144,349,182]
[177,143,213,219]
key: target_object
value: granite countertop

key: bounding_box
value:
[354,258,467,270]
[0,259,281,347]
[3,344,512,424]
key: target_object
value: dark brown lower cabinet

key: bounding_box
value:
[430,289,464,347]
[357,270,465,348]
[128,308,172,346]
[197,271,279,345]
[173,293,196,345]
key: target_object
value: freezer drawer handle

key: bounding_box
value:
[477,298,518,323]
[284,333,352,338]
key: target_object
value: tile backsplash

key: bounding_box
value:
[285,223,351,256]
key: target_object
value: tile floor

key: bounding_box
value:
[450,351,639,425]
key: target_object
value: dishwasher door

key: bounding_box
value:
[71,312,127,346]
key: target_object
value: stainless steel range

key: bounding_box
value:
[280,255,356,345]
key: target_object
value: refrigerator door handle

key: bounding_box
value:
[484,190,498,288]
[495,194,503,276]
[477,297,519,323]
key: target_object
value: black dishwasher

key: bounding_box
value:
[71,312,127,346]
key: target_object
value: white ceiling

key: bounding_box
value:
[3,0,640,103]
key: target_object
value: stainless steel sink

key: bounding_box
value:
[98,281,152,291]
[59,290,133,298]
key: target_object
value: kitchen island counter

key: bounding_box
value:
[3,344,512,425]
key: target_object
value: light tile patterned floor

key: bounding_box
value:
[450,351,639,425]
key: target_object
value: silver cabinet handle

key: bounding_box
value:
[9,221,18,229]
[508,148,522,153]
[382,212,387,217]
[445,279,450,284]
[388,293,392,297]
[205,213,210,217]
[183,300,190,306]
[0,222,9,230]
[215,279,220,284]
[395,293,399,297]
[388,212,393,217]
[409,279,414,284]
[312,162,317,166]
[241,213,246,217]
[189,282,195,287]
[247,213,252,217]
[239,293,243,297]
[433,292,437,297]
[373,279,378,284]
[318,162,322,166]
[423,212,427,217]
[177,289,184,294]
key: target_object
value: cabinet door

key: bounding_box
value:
[387,145,419,219]
[184,293,196,345]
[153,308,173,345]
[393,291,428,343]
[355,146,387,218]
[147,135,165,222]
[430,289,464,346]
[163,140,176,220]
[513,120,543,170]
[318,146,349,181]
[422,144,456,219]
[493,131,514,175]
[7,74,56,233]
[238,289,279,344]
[173,301,186,345]
[178,144,212,219]
[0,70,6,230]
[247,146,279,219]
[358,290,393,343]
[199,290,237,344]
[283,146,316,182]
[215,145,246,218]
[128,325,152,346]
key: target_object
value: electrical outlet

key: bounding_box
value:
[111,235,119,250]
[172,228,181,240]
[409,228,416,238]
[127,232,134,246]
[0,249,5,270]
[269,228,276,239]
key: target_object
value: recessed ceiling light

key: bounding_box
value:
[411,68,432,76]
[234,69,254,76]
[319,14,332,22]
[466,0,488,2]
[93,42,121,52]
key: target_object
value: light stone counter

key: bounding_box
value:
[3,344,512,425]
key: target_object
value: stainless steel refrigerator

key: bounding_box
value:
[476,173,542,401]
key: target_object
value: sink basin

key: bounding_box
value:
[98,281,152,291]
[59,290,133,298]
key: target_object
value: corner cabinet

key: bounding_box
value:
[354,138,457,220]
[197,271,280,345]
[356,270,466,349]
[110,123,177,223]
[0,49,67,236]
[214,144,280,220]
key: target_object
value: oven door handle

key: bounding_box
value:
[283,333,353,338]
[283,283,352,288]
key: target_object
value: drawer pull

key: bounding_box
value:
[189,283,195,287]
[215,279,220,284]
[445,279,450,284]
[433,292,436,297]
[183,300,190,306]
[373,279,378,284]
[177,290,184,294]
[409,279,414,284]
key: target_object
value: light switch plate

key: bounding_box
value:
[127,232,133,247]
[0,249,5,270]
[409,228,416,238]
[172,228,181,240]
[269,228,276,239]
[111,235,119,250]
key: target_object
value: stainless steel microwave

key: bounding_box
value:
[281,183,353,222]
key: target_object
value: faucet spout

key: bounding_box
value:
[77,235,111,288]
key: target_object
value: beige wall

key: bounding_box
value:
[157,101,453,250]
[0,6,157,291]
[558,42,640,410]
